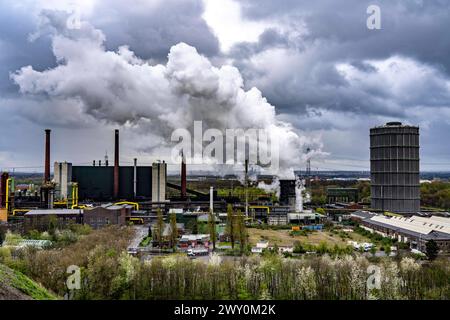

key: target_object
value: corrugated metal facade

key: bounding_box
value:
[370,122,420,214]
[72,166,152,201]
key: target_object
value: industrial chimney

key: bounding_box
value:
[114,129,119,198]
[44,129,51,182]
[181,151,187,199]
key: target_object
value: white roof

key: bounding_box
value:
[25,209,83,215]
[180,234,210,241]
[369,215,450,235]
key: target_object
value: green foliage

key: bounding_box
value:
[0,264,57,300]
[4,231,23,246]
[155,208,165,247]
[235,210,248,254]
[208,209,217,250]
[169,212,178,250]
[426,240,439,261]
[421,181,450,209]
[225,204,236,249]
[139,236,152,247]
[315,207,326,215]
[186,218,198,234]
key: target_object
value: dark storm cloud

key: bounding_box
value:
[90,0,220,61]
[228,0,450,118]
[0,2,55,96]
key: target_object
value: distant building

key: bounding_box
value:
[327,188,358,203]
[179,234,210,248]
[370,122,420,214]
[83,203,132,229]
[24,209,83,232]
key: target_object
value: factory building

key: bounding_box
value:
[71,165,152,201]
[370,122,420,214]
[52,130,165,202]
[24,209,83,232]
[83,203,132,229]
[279,179,296,206]
[358,214,450,253]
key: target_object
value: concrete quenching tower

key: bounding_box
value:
[370,122,420,214]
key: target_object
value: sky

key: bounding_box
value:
[1,0,450,174]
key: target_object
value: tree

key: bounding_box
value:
[48,214,58,238]
[155,208,165,247]
[169,212,178,251]
[208,209,217,251]
[186,218,198,234]
[225,204,236,249]
[235,210,248,254]
[0,226,6,245]
[426,240,439,261]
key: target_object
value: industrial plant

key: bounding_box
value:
[0,121,449,258]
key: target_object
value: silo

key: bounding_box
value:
[370,122,420,214]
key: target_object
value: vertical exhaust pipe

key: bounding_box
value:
[133,158,137,199]
[210,186,214,213]
[181,151,186,199]
[114,129,119,198]
[44,129,51,182]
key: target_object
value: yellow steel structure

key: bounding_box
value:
[12,209,31,216]
[114,201,139,211]
[384,211,402,217]
[71,183,79,209]
[128,217,144,224]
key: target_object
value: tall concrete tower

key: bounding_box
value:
[152,161,167,202]
[370,122,420,214]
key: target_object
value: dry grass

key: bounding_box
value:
[248,228,371,247]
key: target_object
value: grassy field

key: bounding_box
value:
[0,264,57,300]
[248,228,371,247]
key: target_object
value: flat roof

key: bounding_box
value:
[25,209,83,216]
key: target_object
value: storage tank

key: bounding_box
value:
[370,122,420,214]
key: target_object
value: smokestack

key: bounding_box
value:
[210,186,214,213]
[245,159,248,217]
[44,129,51,182]
[181,151,186,199]
[93,160,96,167]
[0,172,9,208]
[114,129,119,198]
[133,158,137,199]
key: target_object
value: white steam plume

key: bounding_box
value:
[257,177,280,198]
[11,10,324,177]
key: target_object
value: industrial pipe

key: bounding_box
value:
[44,129,51,182]
[181,152,187,199]
[114,129,119,198]
[210,186,213,213]
[133,158,137,198]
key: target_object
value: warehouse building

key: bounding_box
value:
[360,214,450,253]
[24,209,83,232]
[327,188,358,203]
[83,203,132,229]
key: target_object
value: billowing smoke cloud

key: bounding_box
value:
[11,10,324,176]
[257,177,280,198]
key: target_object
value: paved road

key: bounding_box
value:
[128,225,149,251]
